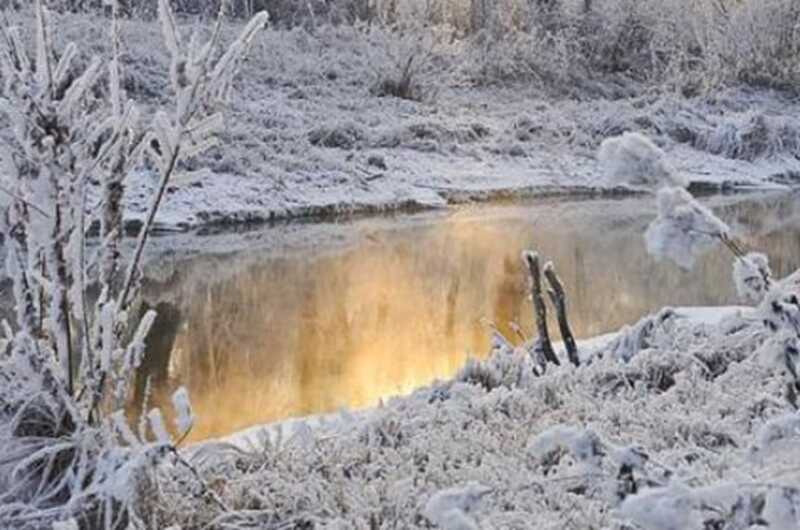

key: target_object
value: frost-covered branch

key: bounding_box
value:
[0,1,267,525]
[644,186,731,270]
[117,0,269,311]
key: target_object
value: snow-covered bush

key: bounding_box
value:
[696,113,800,162]
[363,19,440,101]
[598,132,686,188]
[0,0,267,526]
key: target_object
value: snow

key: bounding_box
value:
[143,295,797,529]
[122,84,799,230]
[423,482,491,530]
[170,386,194,437]
[1,12,797,232]
[733,252,772,304]
[753,411,800,455]
[598,132,686,188]
[618,483,698,530]
[147,408,171,444]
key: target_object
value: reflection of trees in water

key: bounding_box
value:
[137,194,800,440]
[493,256,524,340]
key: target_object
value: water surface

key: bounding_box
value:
[138,193,800,440]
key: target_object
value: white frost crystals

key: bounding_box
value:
[618,482,698,530]
[644,186,731,269]
[733,252,772,304]
[171,386,195,438]
[0,1,267,528]
[423,482,492,530]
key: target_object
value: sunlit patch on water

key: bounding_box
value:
[136,193,800,441]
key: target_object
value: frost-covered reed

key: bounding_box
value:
[0,1,266,527]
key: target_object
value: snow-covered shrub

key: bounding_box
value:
[598,132,686,188]
[0,1,267,526]
[363,20,440,101]
[459,0,800,94]
[696,113,800,162]
[456,332,538,390]
[308,122,365,149]
[752,411,800,456]
[605,308,678,363]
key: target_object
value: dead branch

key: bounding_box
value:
[544,261,579,367]
[523,251,560,367]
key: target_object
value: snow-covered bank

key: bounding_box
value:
[155,297,799,529]
[124,78,800,230]
[209,305,744,451]
[4,10,796,231]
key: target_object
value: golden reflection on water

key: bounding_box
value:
[140,195,800,441]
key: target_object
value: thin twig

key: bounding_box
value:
[0,184,51,218]
[170,446,230,513]
[117,145,180,311]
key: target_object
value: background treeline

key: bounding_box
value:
[4,0,797,96]
[2,1,610,30]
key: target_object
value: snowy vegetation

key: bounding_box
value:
[68,287,798,528]
[0,0,799,529]
[0,0,266,527]
[38,0,800,94]
[1,0,796,228]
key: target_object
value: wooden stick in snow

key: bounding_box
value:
[523,251,560,366]
[544,261,579,367]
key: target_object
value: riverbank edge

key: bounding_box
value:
[200,305,747,452]
[132,178,789,236]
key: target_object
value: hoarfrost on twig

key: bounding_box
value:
[644,187,730,269]
[733,252,772,304]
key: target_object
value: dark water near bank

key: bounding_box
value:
[137,193,800,440]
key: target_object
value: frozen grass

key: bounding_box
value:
[130,299,800,529]
[460,0,800,95]
[2,3,799,231]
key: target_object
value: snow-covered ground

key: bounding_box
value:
[158,299,799,529]
[5,11,795,232]
[126,66,800,229]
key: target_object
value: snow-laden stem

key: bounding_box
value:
[0,1,267,523]
[117,145,180,311]
[50,202,74,396]
[720,232,772,294]
[523,251,559,367]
